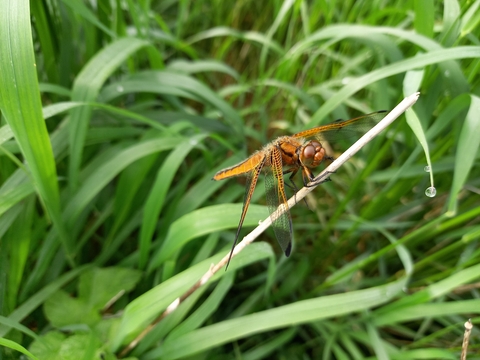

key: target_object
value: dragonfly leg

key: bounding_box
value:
[282,168,311,210]
[283,167,310,208]
[307,171,334,187]
[285,169,302,206]
[302,166,313,186]
[283,168,298,191]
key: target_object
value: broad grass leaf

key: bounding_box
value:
[374,299,480,326]
[139,134,209,268]
[158,279,407,359]
[414,0,434,37]
[449,95,480,214]
[0,0,68,256]
[148,204,269,271]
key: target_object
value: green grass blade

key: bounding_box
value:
[148,204,269,271]
[0,337,39,360]
[30,1,58,84]
[138,134,208,269]
[405,109,434,194]
[414,0,434,37]
[0,0,71,260]
[366,322,389,360]
[187,27,285,56]
[64,136,180,230]
[112,243,272,351]
[0,173,35,218]
[374,299,480,326]
[100,70,245,135]
[259,0,295,73]
[309,46,480,126]
[167,59,239,79]
[59,0,116,38]
[69,37,150,190]
[167,272,235,340]
[448,95,480,214]
[0,265,92,337]
[159,279,407,359]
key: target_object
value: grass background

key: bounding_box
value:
[1,0,480,359]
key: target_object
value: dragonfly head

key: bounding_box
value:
[300,140,325,168]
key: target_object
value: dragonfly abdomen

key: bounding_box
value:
[213,152,266,180]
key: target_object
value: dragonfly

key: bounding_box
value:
[213,110,389,267]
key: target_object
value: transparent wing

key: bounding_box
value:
[293,110,388,142]
[226,153,266,268]
[265,146,293,257]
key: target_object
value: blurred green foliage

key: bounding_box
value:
[1,0,480,358]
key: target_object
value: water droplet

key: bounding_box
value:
[444,70,450,77]
[189,139,198,146]
[116,85,124,92]
[341,77,351,85]
[425,186,436,197]
[424,166,430,172]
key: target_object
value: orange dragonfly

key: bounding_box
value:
[213,110,388,266]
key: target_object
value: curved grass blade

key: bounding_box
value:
[138,134,208,269]
[0,0,70,260]
[69,37,150,190]
[448,95,480,214]
[159,279,406,359]
[64,137,180,231]
[112,243,272,352]
[148,204,269,271]
[308,47,480,127]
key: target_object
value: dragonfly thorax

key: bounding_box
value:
[275,136,302,167]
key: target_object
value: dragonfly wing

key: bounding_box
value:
[265,145,293,256]
[226,153,266,267]
[293,110,388,142]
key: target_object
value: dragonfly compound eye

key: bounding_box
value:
[301,141,325,167]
